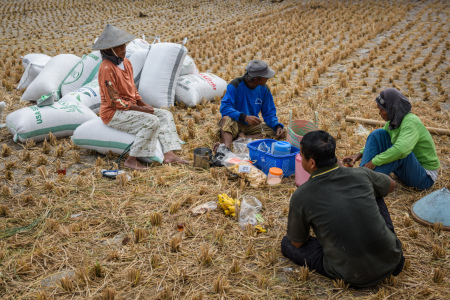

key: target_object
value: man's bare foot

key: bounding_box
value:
[212,142,221,153]
[238,132,247,139]
[163,151,189,164]
[124,156,149,170]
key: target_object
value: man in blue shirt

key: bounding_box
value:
[215,60,284,151]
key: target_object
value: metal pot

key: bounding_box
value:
[193,147,212,169]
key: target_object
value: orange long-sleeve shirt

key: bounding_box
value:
[98,58,142,124]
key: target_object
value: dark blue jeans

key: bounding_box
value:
[360,129,434,190]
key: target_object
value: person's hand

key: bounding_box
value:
[140,106,154,114]
[245,115,262,126]
[363,160,376,170]
[275,127,285,139]
[342,153,362,166]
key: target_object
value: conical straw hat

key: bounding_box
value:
[92,24,135,50]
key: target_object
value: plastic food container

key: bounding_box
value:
[273,141,291,156]
[267,167,283,185]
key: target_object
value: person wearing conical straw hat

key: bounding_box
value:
[93,24,188,170]
[343,88,440,189]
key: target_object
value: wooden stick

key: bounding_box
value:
[345,116,450,136]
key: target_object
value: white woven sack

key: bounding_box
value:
[175,73,227,107]
[17,54,52,90]
[138,42,187,108]
[60,51,102,96]
[128,38,151,50]
[21,53,51,69]
[21,54,81,101]
[179,55,199,76]
[6,101,97,143]
[60,79,101,113]
[125,44,150,88]
[71,118,164,164]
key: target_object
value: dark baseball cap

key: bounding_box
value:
[245,60,275,78]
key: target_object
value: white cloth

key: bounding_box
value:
[425,169,438,182]
[107,108,181,157]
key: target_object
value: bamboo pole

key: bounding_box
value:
[345,116,450,136]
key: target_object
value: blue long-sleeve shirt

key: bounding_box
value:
[220,76,283,130]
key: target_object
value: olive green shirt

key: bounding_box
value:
[287,164,403,287]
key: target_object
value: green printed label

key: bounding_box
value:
[87,53,100,61]
[30,106,42,125]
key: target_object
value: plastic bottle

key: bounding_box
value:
[267,167,283,185]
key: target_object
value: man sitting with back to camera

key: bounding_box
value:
[281,130,405,288]
[214,60,285,153]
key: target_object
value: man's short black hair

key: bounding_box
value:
[300,130,337,168]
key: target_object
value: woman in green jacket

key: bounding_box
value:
[344,88,440,189]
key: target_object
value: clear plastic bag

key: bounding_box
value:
[239,195,262,229]
[222,152,250,168]
[233,137,252,155]
[191,201,217,216]
[355,124,370,136]
[257,141,270,153]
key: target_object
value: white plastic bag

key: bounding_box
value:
[175,73,227,107]
[138,42,187,108]
[17,54,52,90]
[21,54,81,101]
[60,80,101,113]
[71,118,164,163]
[60,51,102,96]
[6,101,97,143]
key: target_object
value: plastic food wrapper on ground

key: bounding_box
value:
[191,201,217,216]
[221,152,250,168]
[355,124,371,136]
[239,195,262,229]
[228,162,266,187]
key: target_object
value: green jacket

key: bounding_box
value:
[371,113,440,170]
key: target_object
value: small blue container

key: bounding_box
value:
[247,139,300,177]
[273,141,291,156]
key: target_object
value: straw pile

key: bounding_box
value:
[0,0,449,299]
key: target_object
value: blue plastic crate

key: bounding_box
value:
[247,139,300,177]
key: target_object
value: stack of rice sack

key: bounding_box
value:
[8,36,228,163]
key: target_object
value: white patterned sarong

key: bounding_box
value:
[107,108,181,157]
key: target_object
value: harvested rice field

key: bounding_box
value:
[0,0,449,299]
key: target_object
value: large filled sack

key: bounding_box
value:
[6,101,97,143]
[138,42,187,108]
[126,42,150,88]
[71,118,164,164]
[175,73,227,107]
[17,54,52,90]
[59,51,102,96]
[21,54,81,102]
[60,80,101,113]
[179,55,198,76]
[128,38,151,50]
